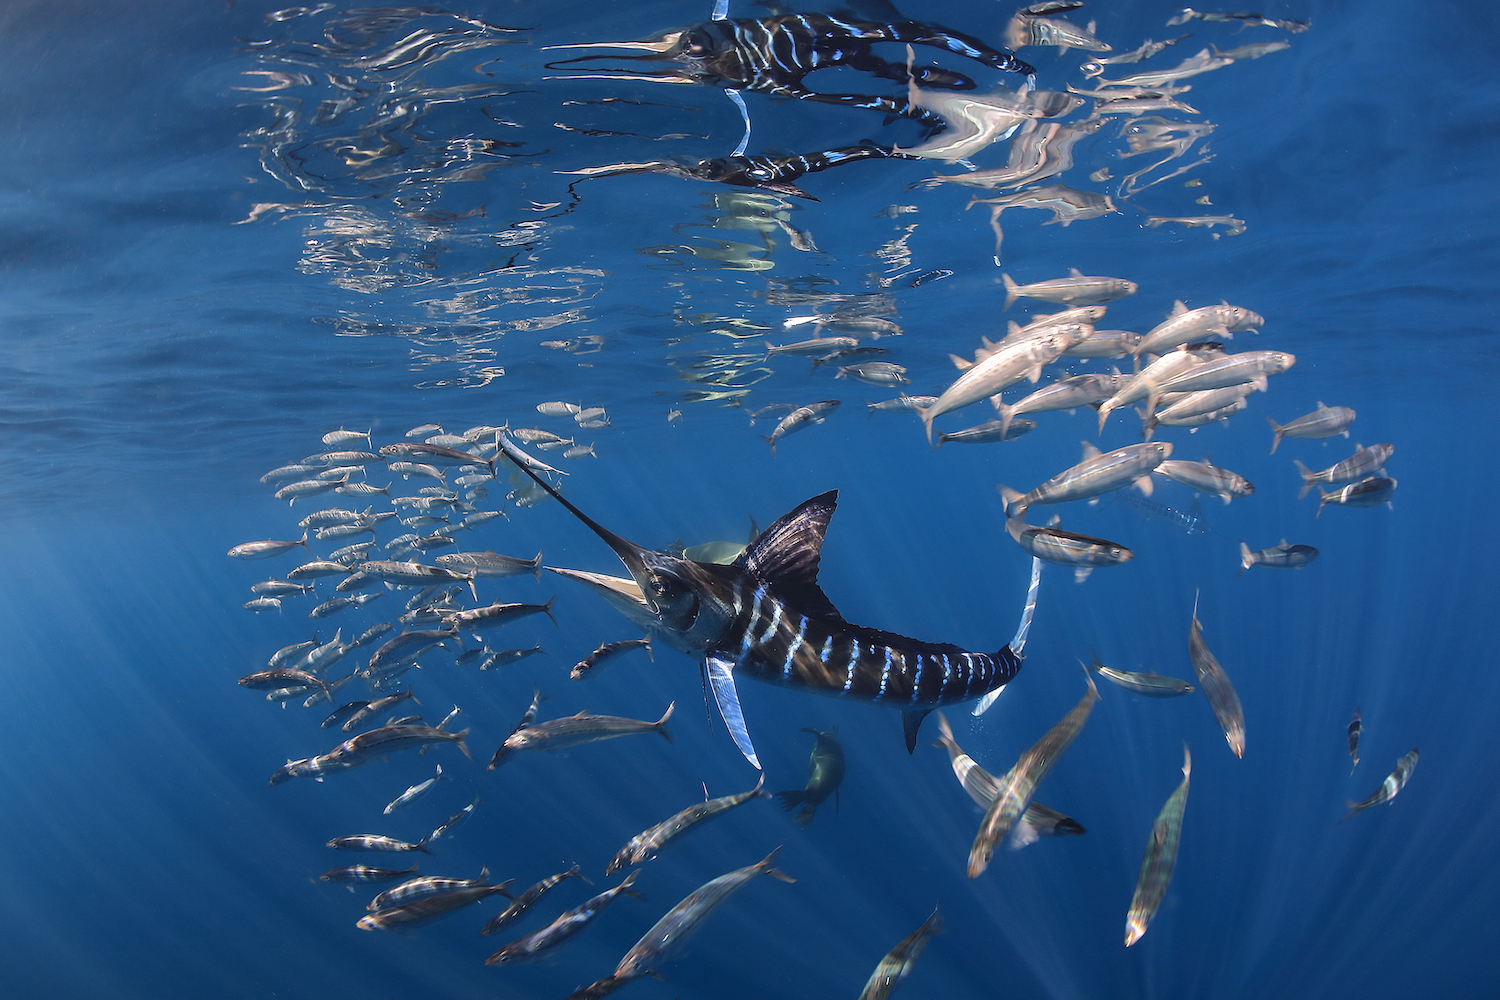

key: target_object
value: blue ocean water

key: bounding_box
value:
[2,0,1496,997]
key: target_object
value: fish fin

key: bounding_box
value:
[1073,567,1093,583]
[1080,440,1101,461]
[1009,815,1040,850]
[774,789,807,811]
[901,708,933,754]
[735,491,845,624]
[1135,475,1154,497]
[1027,363,1044,383]
[705,654,759,768]
[949,353,974,371]
[1170,300,1188,316]
[1002,273,1018,309]
[997,485,1027,519]
[760,434,777,457]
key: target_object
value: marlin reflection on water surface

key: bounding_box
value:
[497,436,1032,769]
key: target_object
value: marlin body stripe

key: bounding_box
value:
[497,436,1029,769]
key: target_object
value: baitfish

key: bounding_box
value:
[228,533,309,560]
[320,864,419,884]
[607,775,768,875]
[993,371,1128,438]
[500,704,674,755]
[1267,401,1356,454]
[435,548,544,579]
[427,797,479,844]
[572,637,654,681]
[327,834,430,854]
[1344,749,1419,820]
[1133,300,1263,358]
[761,400,840,457]
[936,418,1036,446]
[969,672,1099,877]
[367,867,500,911]
[1317,477,1397,519]
[486,870,644,966]
[1002,441,1173,517]
[561,848,794,1000]
[441,597,556,631]
[998,505,1133,583]
[856,906,943,1000]
[835,362,909,387]
[1116,492,1217,537]
[922,329,1081,444]
[1125,744,1192,946]
[1293,443,1395,499]
[1348,708,1362,773]
[932,712,1084,849]
[480,864,586,937]
[775,729,845,829]
[358,883,514,931]
[383,764,446,814]
[486,686,545,770]
[1002,269,1136,309]
[499,435,1029,768]
[342,690,419,734]
[1086,657,1194,698]
[1188,594,1244,758]
[1239,540,1318,573]
[1154,457,1255,504]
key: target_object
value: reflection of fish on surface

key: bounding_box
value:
[497,435,1031,768]
[968,184,1119,261]
[777,728,846,829]
[856,906,944,1000]
[1344,749,1419,821]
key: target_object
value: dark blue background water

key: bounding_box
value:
[2,1,1496,997]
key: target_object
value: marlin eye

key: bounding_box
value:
[651,579,670,597]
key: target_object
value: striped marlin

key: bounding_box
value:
[497,435,1031,770]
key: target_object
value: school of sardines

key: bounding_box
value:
[221,5,1416,996]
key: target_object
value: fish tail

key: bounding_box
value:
[760,434,777,457]
[654,701,675,742]
[1238,542,1254,573]
[1266,416,1284,454]
[642,635,654,662]
[298,530,310,551]
[997,485,1027,519]
[774,789,807,812]
[451,727,473,760]
[1002,273,1019,310]
[791,804,817,829]
[1293,461,1313,499]
[416,837,433,854]
[531,552,543,581]
[543,595,557,626]
[921,406,937,448]
[1315,490,1328,520]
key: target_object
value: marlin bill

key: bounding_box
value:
[1125,744,1191,947]
[498,434,1030,769]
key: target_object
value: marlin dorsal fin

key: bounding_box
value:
[737,491,845,623]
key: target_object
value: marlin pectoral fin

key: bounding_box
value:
[901,708,933,754]
[706,652,761,769]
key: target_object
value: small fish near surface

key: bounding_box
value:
[1344,749,1419,821]
[607,774,768,875]
[1188,594,1245,759]
[1086,657,1194,698]
[1267,401,1356,454]
[969,672,1099,878]
[485,870,645,966]
[1125,744,1192,947]
[228,533,309,560]
[776,728,846,829]
[561,848,794,1000]
[997,503,1133,583]
[1317,477,1397,519]
[857,906,944,1000]
[572,637,654,680]
[1239,540,1318,573]
[760,400,840,457]
[1002,269,1138,309]
[497,435,1030,769]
